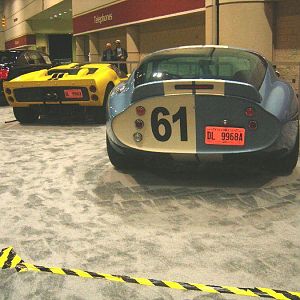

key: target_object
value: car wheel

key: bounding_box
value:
[13,107,39,124]
[266,126,299,175]
[107,135,136,169]
[94,83,114,124]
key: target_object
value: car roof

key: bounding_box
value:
[0,50,46,54]
[0,50,24,54]
[143,45,266,62]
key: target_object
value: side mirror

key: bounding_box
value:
[273,65,280,78]
[134,70,144,86]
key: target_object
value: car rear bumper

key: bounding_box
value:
[4,79,104,107]
[108,114,298,160]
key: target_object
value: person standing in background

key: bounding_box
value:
[114,39,128,74]
[102,43,114,62]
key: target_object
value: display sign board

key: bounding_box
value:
[5,35,36,50]
[73,0,205,35]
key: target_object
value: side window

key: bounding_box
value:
[41,54,52,65]
[16,53,28,65]
[134,63,147,86]
[27,52,44,65]
[145,62,153,82]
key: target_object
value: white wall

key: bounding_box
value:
[35,33,48,52]
[29,19,72,34]
[3,0,70,41]
[72,0,120,16]
[0,0,4,50]
[139,13,205,59]
[4,0,42,40]
[43,0,65,10]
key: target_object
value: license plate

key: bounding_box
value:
[64,89,83,99]
[205,126,245,146]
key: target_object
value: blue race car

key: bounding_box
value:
[106,46,299,174]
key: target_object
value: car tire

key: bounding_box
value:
[266,125,299,175]
[107,135,136,169]
[94,83,114,124]
[13,107,39,124]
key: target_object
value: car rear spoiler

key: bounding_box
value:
[132,80,262,103]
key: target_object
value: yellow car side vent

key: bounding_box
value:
[48,73,65,80]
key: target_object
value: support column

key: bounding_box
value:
[75,36,85,63]
[89,33,99,63]
[205,0,218,45]
[126,26,140,72]
[0,31,5,50]
[218,0,274,60]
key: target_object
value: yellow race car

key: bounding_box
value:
[3,63,127,123]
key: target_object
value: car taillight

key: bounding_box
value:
[135,119,144,129]
[248,120,257,130]
[133,132,143,142]
[0,68,9,80]
[136,106,145,116]
[245,107,255,117]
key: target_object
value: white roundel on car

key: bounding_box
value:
[112,95,197,153]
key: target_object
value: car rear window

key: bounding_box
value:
[0,52,21,64]
[135,48,267,90]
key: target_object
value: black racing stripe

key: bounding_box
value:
[249,288,274,298]
[2,249,16,269]
[274,290,300,300]
[118,275,139,284]
[224,82,262,102]
[132,83,164,102]
[149,279,169,288]
[35,265,53,273]
[177,282,199,291]
[61,268,80,276]
[85,271,105,278]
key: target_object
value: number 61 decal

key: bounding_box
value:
[151,106,188,142]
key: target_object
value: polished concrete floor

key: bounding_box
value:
[0,106,299,300]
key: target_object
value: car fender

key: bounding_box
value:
[260,67,299,123]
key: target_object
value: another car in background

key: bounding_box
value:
[106,46,299,174]
[0,50,52,105]
[4,63,127,123]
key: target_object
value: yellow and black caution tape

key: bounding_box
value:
[1,247,299,300]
